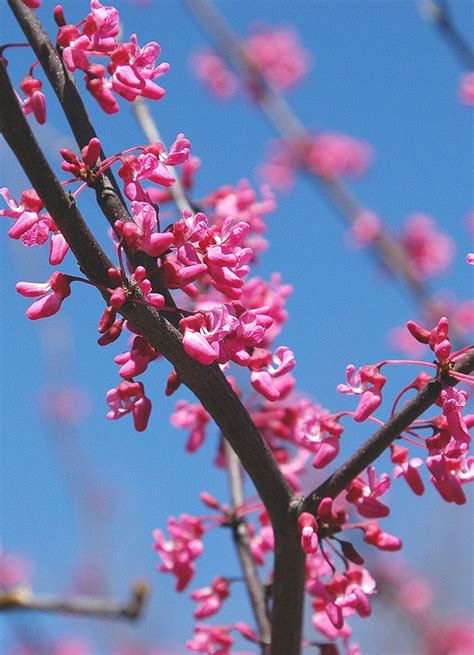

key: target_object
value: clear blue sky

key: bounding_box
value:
[1,1,473,653]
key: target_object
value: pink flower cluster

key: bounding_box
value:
[191,23,310,99]
[399,213,455,280]
[259,133,372,191]
[55,1,169,112]
[152,514,205,591]
[0,188,69,264]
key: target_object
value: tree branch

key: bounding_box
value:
[7,0,179,321]
[303,347,474,511]
[426,0,474,70]
[0,44,293,543]
[0,582,148,620]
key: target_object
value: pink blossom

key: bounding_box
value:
[19,75,46,124]
[114,335,158,379]
[459,71,474,105]
[115,202,174,257]
[298,512,318,554]
[171,399,211,452]
[249,519,274,565]
[337,364,386,422]
[20,0,41,8]
[106,379,152,431]
[441,387,470,443]
[391,444,425,495]
[240,274,293,345]
[467,253,474,264]
[1,187,43,239]
[16,271,72,320]
[190,576,230,619]
[310,567,376,640]
[109,35,169,102]
[191,49,238,99]
[426,453,466,505]
[180,303,272,367]
[293,400,344,468]
[346,466,391,518]
[85,0,120,53]
[249,346,296,401]
[348,210,382,248]
[152,514,205,591]
[187,622,257,654]
[244,24,311,91]
[119,153,175,202]
[161,133,191,166]
[399,213,454,280]
[305,133,373,179]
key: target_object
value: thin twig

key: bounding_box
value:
[224,440,271,653]
[133,98,201,215]
[425,0,474,70]
[0,582,148,620]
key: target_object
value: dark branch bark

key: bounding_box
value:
[304,348,474,511]
[0,582,148,620]
[0,52,293,550]
[0,58,305,655]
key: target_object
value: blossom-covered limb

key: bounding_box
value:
[303,345,474,512]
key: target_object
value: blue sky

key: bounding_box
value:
[1,1,473,653]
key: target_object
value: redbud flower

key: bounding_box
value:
[16,271,72,320]
[115,201,174,257]
[190,576,231,619]
[19,74,46,124]
[399,213,454,280]
[337,364,386,422]
[391,444,425,496]
[298,512,319,554]
[190,49,238,99]
[171,400,210,452]
[346,466,391,518]
[152,514,205,591]
[106,380,152,432]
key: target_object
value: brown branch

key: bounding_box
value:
[0,48,296,584]
[223,440,271,653]
[0,582,148,620]
[130,94,305,653]
[303,347,474,512]
[2,45,305,650]
[184,0,456,318]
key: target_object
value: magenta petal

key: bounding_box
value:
[26,292,62,320]
[183,331,217,365]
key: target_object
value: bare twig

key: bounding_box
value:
[425,0,474,69]
[132,98,201,215]
[224,441,272,653]
[0,582,148,620]
[304,347,474,511]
